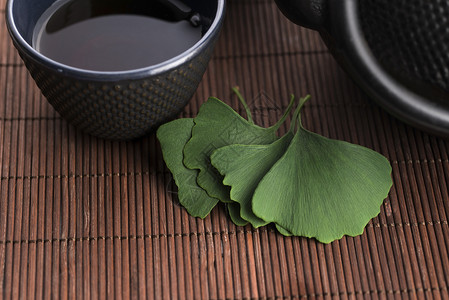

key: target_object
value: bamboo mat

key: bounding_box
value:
[1,0,449,299]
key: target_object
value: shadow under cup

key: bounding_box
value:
[6,0,225,140]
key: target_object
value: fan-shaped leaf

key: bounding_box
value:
[252,118,392,243]
[183,96,295,203]
[227,203,249,226]
[157,118,218,218]
[211,131,294,227]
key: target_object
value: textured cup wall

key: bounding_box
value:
[360,0,449,95]
[18,42,215,140]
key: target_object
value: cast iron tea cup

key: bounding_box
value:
[6,0,226,139]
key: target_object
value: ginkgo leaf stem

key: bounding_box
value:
[232,86,254,124]
[271,94,296,132]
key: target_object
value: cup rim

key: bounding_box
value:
[6,0,226,81]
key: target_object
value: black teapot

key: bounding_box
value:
[274,0,449,136]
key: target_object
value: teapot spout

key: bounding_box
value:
[274,0,327,31]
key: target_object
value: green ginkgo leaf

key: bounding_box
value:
[227,203,291,233]
[275,225,292,236]
[210,99,304,228]
[252,101,392,243]
[227,203,249,226]
[211,130,294,227]
[183,94,295,203]
[157,118,218,218]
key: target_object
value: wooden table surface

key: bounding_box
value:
[1,0,449,298]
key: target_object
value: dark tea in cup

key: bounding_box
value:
[32,0,208,71]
